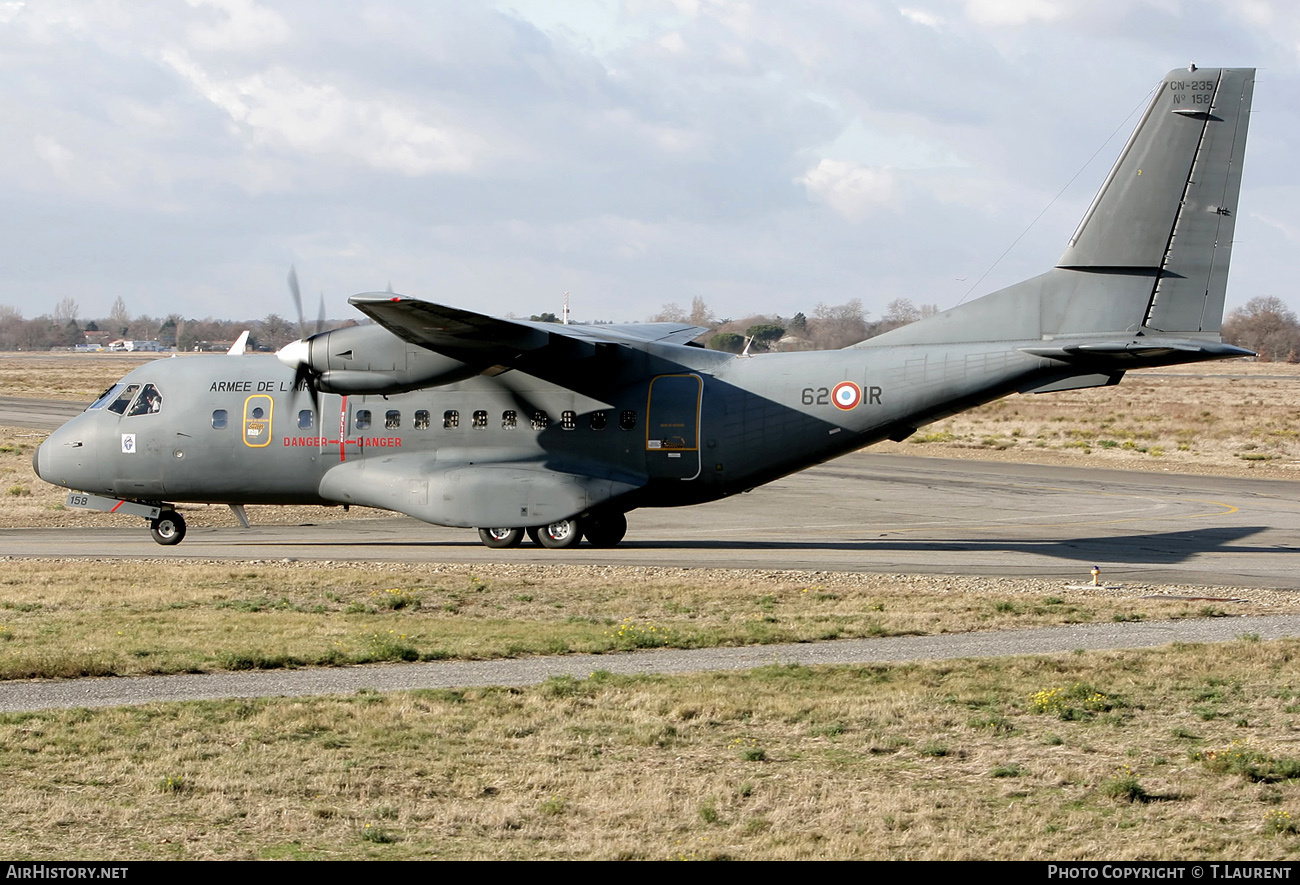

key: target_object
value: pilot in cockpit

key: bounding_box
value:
[127,384,163,417]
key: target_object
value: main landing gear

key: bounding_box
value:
[477,512,628,550]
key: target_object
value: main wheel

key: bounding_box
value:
[477,527,523,548]
[536,518,582,549]
[583,512,627,548]
[150,510,187,546]
[526,526,542,546]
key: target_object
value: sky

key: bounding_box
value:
[3,0,1299,326]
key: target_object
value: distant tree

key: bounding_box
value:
[650,302,687,323]
[1222,296,1300,362]
[58,318,83,347]
[882,298,921,326]
[530,312,559,323]
[53,297,79,325]
[809,299,869,349]
[108,297,130,336]
[708,332,746,353]
[745,323,785,352]
[688,297,715,328]
[156,314,182,347]
[788,312,807,336]
[255,313,297,349]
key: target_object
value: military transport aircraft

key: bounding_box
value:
[34,67,1256,549]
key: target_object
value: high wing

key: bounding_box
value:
[350,294,708,371]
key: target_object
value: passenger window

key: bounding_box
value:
[590,410,607,430]
[106,385,140,415]
[356,409,371,430]
[531,410,549,431]
[444,410,459,428]
[502,410,517,430]
[619,410,637,431]
[126,384,163,417]
[561,410,576,430]
[414,410,430,430]
[385,410,400,430]
[473,410,488,429]
[298,410,314,430]
[212,409,228,429]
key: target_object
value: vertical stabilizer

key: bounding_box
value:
[1057,67,1254,334]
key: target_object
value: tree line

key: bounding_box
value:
[645,296,939,352]
[4,292,1298,360]
[0,297,353,352]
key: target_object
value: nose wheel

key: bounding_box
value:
[149,510,187,546]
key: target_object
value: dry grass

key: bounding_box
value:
[1,638,1297,859]
[0,560,1288,680]
[874,361,1300,477]
[0,352,161,402]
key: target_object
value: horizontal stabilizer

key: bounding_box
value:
[1021,337,1254,366]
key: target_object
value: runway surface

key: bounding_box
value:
[5,450,1299,589]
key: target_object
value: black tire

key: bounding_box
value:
[536,518,582,549]
[525,526,542,546]
[477,527,523,548]
[150,510,186,546]
[583,512,627,548]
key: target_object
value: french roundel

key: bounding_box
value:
[831,381,862,410]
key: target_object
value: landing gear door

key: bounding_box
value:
[646,374,702,480]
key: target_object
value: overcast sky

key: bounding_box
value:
[3,0,1298,326]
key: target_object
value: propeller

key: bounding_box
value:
[279,265,327,410]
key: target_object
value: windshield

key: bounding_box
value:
[88,383,125,411]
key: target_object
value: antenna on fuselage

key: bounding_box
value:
[227,330,250,355]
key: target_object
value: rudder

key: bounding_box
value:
[1057,67,1255,335]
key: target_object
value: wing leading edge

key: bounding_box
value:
[350,294,708,368]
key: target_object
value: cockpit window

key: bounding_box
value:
[126,384,163,417]
[105,385,141,415]
[89,383,125,411]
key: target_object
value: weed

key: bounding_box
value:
[369,588,421,611]
[731,737,767,762]
[1193,741,1300,783]
[1099,766,1148,803]
[1028,683,1117,719]
[990,763,1026,778]
[698,801,720,824]
[158,775,188,794]
[609,618,671,649]
[1264,810,1297,835]
[359,824,397,843]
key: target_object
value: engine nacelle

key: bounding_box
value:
[278,324,480,395]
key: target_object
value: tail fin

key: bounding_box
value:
[1058,67,1254,334]
[860,67,1255,351]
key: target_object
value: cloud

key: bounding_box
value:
[798,159,898,222]
[964,0,1070,26]
[184,0,289,52]
[159,48,484,176]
